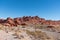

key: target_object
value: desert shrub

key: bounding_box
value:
[35,24,47,29]
[26,30,51,40]
[12,31,24,39]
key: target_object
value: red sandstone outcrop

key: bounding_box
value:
[0,16,60,26]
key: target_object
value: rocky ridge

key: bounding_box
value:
[0,16,60,26]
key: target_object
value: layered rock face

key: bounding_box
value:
[0,16,60,26]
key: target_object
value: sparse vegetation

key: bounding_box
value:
[0,24,59,40]
[26,30,51,40]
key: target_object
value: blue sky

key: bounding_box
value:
[0,0,60,20]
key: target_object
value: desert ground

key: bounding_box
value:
[0,24,60,40]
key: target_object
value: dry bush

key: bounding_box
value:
[26,30,51,40]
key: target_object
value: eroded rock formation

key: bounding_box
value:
[0,16,60,26]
